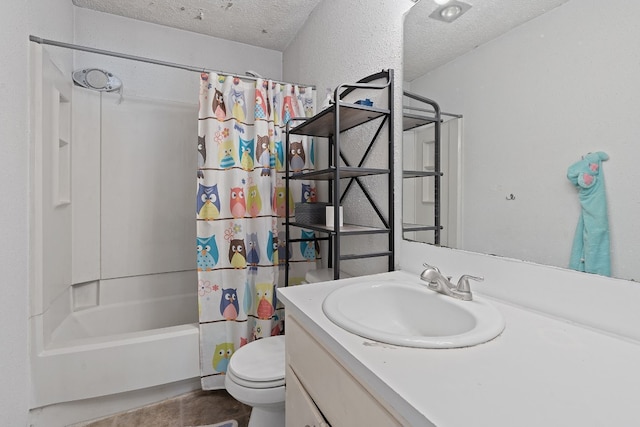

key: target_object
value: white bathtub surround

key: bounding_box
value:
[278,270,640,426]
[30,43,201,416]
[31,270,199,408]
[27,12,287,427]
[27,8,286,425]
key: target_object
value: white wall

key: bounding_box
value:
[0,4,30,425]
[407,0,640,280]
[1,0,74,423]
[73,7,283,104]
[283,0,416,277]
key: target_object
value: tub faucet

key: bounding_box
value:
[419,263,483,301]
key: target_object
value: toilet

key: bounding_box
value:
[225,270,349,427]
[225,335,286,427]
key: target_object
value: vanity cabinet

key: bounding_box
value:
[285,314,406,426]
[285,365,329,427]
[284,70,395,283]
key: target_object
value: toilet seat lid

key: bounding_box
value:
[228,335,285,384]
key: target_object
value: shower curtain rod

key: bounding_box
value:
[29,35,315,89]
[402,104,462,119]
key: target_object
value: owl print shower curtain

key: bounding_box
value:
[197,73,316,389]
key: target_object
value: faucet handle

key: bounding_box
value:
[422,263,441,273]
[456,274,484,293]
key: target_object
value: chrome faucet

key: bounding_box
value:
[419,263,483,301]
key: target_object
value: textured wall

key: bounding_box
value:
[407,0,640,280]
[283,0,415,276]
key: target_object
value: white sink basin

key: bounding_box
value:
[322,280,505,348]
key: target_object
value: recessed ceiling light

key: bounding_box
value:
[429,0,471,23]
[441,5,462,19]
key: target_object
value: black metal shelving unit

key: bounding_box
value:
[284,70,395,284]
[402,91,443,243]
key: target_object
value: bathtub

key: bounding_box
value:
[30,271,201,410]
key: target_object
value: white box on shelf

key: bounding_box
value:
[326,206,343,228]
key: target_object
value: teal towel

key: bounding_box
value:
[567,151,610,276]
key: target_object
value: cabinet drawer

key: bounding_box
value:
[286,315,404,427]
[286,365,330,427]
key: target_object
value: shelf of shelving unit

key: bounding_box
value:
[402,90,442,244]
[288,222,391,236]
[402,112,438,132]
[402,170,441,179]
[291,167,390,181]
[284,70,395,284]
[402,223,442,232]
[290,103,390,137]
[339,251,393,261]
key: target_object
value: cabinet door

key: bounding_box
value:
[287,316,405,426]
[286,365,330,427]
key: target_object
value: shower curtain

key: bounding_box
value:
[197,73,316,389]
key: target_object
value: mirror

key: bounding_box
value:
[402,0,640,282]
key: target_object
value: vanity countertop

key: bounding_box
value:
[277,270,640,427]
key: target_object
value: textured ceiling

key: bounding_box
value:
[71,0,324,52]
[72,0,570,81]
[404,0,570,81]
